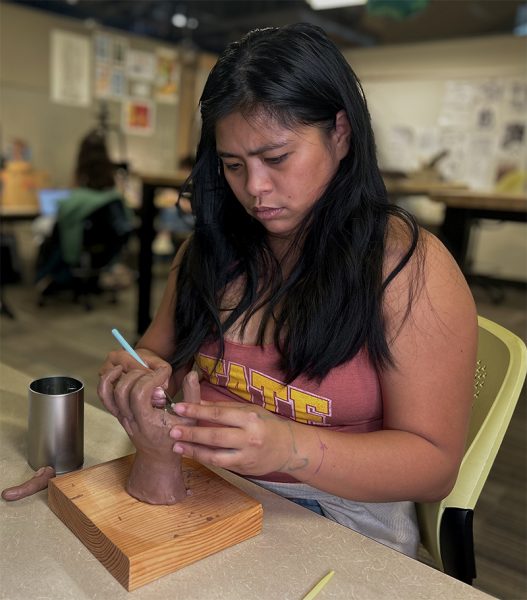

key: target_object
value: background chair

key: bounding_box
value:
[37,199,133,310]
[416,316,527,584]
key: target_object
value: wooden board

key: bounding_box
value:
[48,454,263,591]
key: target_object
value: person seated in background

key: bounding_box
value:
[153,154,196,258]
[35,129,133,297]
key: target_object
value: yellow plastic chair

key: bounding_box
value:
[416,316,527,584]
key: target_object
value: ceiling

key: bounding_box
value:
[8,0,526,53]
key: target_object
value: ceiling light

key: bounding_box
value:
[171,13,187,28]
[187,17,199,30]
[307,0,367,9]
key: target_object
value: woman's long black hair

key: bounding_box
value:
[171,23,420,382]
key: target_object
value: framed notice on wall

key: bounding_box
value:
[50,30,91,106]
[122,98,155,135]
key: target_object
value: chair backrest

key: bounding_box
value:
[416,316,527,570]
[79,199,132,271]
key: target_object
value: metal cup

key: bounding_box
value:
[27,376,84,474]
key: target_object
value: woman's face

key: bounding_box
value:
[215,110,350,239]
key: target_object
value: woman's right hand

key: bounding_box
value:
[98,349,172,418]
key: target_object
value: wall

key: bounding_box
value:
[0,3,187,186]
[344,35,527,281]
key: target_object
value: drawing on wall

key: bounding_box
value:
[122,98,155,135]
[155,48,180,104]
[502,122,525,150]
[126,49,156,82]
[50,30,91,106]
[476,107,496,130]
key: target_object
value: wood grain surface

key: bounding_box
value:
[48,454,263,591]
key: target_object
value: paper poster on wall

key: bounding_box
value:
[475,106,497,131]
[437,127,468,182]
[126,49,156,81]
[384,125,419,172]
[94,32,112,62]
[50,30,91,106]
[463,135,497,190]
[155,48,180,104]
[95,63,112,97]
[109,68,125,98]
[112,36,128,66]
[122,98,155,135]
[95,65,126,99]
[507,80,527,112]
[131,81,151,98]
[501,122,526,154]
[439,81,473,128]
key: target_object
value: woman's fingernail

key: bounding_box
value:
[152,387,166,399]
[173,443,184,454]
[174,403,186,415]
[170,428,182,439]
[187,371,198,384]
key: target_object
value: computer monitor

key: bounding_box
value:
[38,189,71,216]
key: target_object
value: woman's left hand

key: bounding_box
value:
[170,377,305,476]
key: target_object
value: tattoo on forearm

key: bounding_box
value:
[282,421,309,473]
[313,430,327,476]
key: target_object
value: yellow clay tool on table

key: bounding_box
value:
[302,570,335,600]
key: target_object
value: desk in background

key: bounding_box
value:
[0,205,40,318]
[429,190,527,272]
[0,362,494,600]
[385,179,527,275]
[0,205,40,220]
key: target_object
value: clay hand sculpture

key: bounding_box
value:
[124,371,200,505]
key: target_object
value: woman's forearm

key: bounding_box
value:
[283,423,458,503]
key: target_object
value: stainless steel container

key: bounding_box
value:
[27,376,84,474]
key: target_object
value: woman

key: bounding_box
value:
[98,24,477,556]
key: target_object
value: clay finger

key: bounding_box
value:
[1,466,56,502]
[113,368,149,421]
[129,366,172,425]
[181,371,201,405]
[97,365,123,417]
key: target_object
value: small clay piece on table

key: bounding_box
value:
[2,466,56,501]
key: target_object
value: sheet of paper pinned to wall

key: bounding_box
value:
[155,48,180,104]
[93,32,128,100]
[50,30,91,106]
[438,78,526,191]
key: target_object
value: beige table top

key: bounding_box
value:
[429,189,527,213]
[0,363,494,600]
[384,178,468,197]
[136,169,191,188]
[0,204,39,217]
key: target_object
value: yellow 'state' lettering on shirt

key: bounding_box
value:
[197,354,330,424]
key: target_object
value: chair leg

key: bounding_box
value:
[439,507,476,585]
